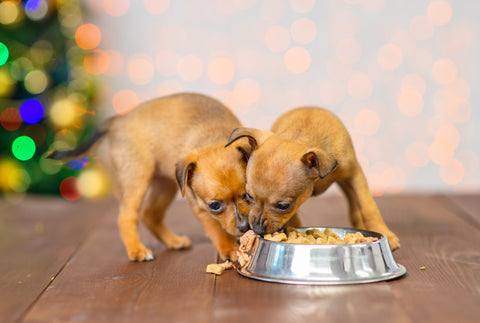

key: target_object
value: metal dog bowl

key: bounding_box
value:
[238,227,406,285]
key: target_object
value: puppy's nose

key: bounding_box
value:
[251,218,266,235]
[237,221,250,234]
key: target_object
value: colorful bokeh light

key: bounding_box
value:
[20,99,44,124]
[1,107,22,131]
[59,177,81,201]
[0,42,9,66]
[12,136,36,161]
[67,157,89,170]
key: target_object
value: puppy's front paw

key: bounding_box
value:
[127,246,154,262]
[386,232,400,251]
[165,235,192,250]
[219,247,239,262]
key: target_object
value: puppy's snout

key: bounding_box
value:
[250,216,267,235]
[235,209,250,233]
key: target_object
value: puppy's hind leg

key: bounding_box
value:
[141,177,192,250]
[346,169,400,250]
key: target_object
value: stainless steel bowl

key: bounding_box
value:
[238,227,406,285]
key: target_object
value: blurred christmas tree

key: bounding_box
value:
[0,0,110,200]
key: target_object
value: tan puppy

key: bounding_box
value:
[226,107,400,250]
[49,93,251,261]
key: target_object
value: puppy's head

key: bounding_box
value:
[226,128,338,235]
[175,139,252,237]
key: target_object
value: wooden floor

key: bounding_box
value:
[1,193,479,323]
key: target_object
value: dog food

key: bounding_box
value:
[237,230,257,267]
[263,227,378,245]
[206,260,235,275]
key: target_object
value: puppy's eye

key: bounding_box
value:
[243,192,254,202]
[274,202,290,211]
[208,201,224,213]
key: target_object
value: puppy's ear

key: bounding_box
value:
[237,146,251,163]
[225,128,272,151]
[175,154,197,197]
[301,150,338,179]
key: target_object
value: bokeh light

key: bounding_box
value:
[112,89,139,115]
[104,50,124,76]
[397,89,423,117]
[354,109,381,136]
[143,0,169,14]
[127,55,154,85]
[409,16,434,41]
[83,49,110,75]
[24,0,48,21]
[377,44,403,71]
[12,136,36,161]
[177,55,203,81]
[20,99,44,124]
[284,47,311,74]
[208,57,235,85]
[0,1,21,25]
[1,107,22,131]
[24,70,48,94]
[78,168,111,198]
[347,72,373,99]
[427,1,452,26]
[401,74,426,95]
[265,25,290,53]
[0,42,9,66]
[429,139,454,165]
[67,157,89,170]
[288,0,315,13]
[104,0,130,17]
[75,24,101,50]
[432,59,457,85]
[49,98,78,127]
[439,159,464,185]
[0,159,31,193]
[290,18,316,44]
[59,177,81,201]
[233,78,261,106]
[24,124,46,146]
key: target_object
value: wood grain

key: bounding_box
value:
[0,197,113,323]
[3,194,479,323]
[22,198,218,323]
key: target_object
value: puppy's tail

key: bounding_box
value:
[48,117,117,160]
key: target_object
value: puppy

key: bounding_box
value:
[49,93,251,261]
[226,107,400,250]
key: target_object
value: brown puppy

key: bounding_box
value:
[49,93,251,261]
[226,107,400,250]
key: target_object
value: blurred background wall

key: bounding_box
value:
[1,0,478,200]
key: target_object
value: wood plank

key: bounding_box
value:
[213,195,412,323]
[442,194,480,226]
[0,197,114,323]
[23,199,218,323]
[376,195,480,323]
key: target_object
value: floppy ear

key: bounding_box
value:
[225,128,272,152]
[301,150,338,179]
[175,154,197,197]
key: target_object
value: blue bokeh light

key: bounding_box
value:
[25,0,41,12]
[20,100,44,124]
[67,157,89,170]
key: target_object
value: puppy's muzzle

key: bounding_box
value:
[235,210,250,234]
[250,213,267,235]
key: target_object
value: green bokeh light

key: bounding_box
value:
[12,136,36,161]
[0,42,9,66]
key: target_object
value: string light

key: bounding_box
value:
[11,136,36,161]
